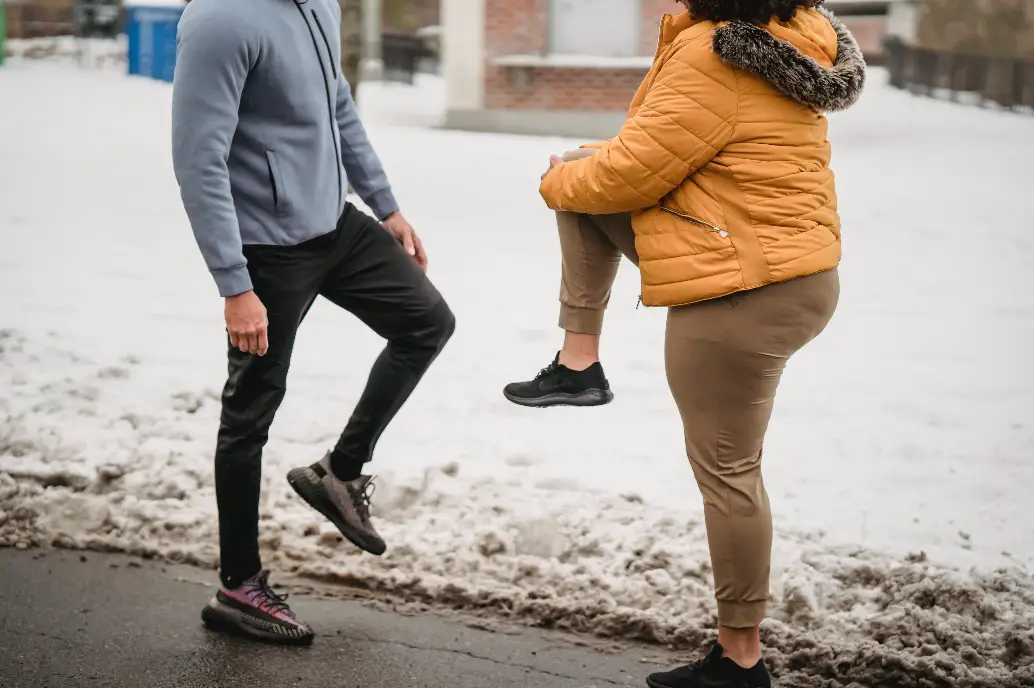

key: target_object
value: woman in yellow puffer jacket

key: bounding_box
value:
[503,1,865,685]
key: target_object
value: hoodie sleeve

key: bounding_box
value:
[171,4,257,297]
[335,74,400,220]
[539,40,737,215]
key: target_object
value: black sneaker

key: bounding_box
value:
[201,570,314,645]
[647,644,772,688]
[503,353,613,408]
[287,454,386,555]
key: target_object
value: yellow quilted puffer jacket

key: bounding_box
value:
[539,8,866,307]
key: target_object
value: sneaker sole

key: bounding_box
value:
[201,599,314,646]
[286,467,387,556]
[503,388,614,408]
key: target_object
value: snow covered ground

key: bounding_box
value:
[1,58,1032,686]
[3,37,127,68]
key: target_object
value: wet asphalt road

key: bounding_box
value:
[0,547,671,688]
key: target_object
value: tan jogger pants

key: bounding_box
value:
[555,191,839,627]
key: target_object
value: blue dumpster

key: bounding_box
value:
[126,1,185,83]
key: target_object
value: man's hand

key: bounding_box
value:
[225,290,269,356]
[541,154,564,180]
[382,211,427,272]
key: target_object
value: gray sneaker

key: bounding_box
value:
[287,455,386,555]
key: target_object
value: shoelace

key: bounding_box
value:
[534,360,561,381]
[670,647,720,678]
[686,655,711,672]
[245,571,293,616]
[350,477,377,521]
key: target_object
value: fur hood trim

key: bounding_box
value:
[711,8,866,112]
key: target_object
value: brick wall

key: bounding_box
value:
[917,0,1034,58]
[484,0,675,112]
[484,0,549,56]
[481,0,888,113]
[641,0,677,54]
[485,67,649,110]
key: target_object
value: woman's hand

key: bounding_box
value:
[541,154,564,180]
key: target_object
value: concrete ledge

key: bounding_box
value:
[444,109,625,139]
[491,53,654,70]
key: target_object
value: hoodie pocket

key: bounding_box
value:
[266,150,286,216]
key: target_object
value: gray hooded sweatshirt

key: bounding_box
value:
[171,0,398,297]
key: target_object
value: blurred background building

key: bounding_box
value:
[442,0,908,137]
[442,0,1033,136]
[384,0,437,32]
[1,0,440,39]
[3,0,79,38]
[2,0,1029,132]
[917,0,1034,58]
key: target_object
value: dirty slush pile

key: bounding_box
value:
[1,330,1032,687]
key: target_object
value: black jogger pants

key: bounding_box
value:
[216,205,455,587]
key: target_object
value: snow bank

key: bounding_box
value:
[1,330,1032,687]
[3,37,127,68]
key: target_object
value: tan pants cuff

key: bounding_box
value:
[717,599,767,628]
[559,305,604,335]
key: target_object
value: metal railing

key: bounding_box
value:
[884,36,1034,113]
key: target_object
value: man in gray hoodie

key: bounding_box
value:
[171,0,454,644]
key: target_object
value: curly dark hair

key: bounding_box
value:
[679,0,825,24]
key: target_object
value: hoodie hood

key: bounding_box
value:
[711,8,866,112]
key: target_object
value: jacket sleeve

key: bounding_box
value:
[336,74,400,220]
[171,4,256,297]
[540,43,737,215]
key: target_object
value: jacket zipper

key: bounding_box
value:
[295,5,343,209]
[311,11,339,80]
[659,205,730,238]
[639,208,730,309]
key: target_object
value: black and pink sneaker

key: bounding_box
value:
[201,570,314,645]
